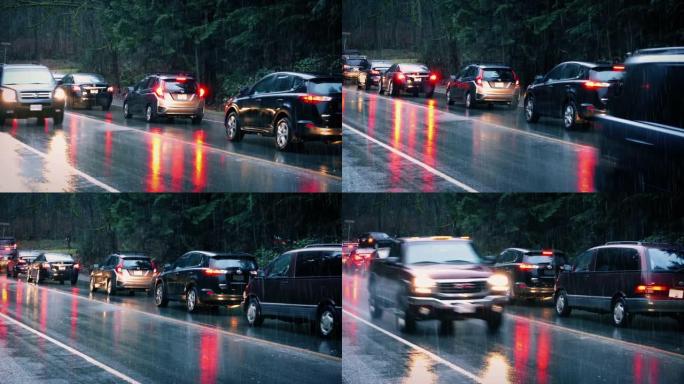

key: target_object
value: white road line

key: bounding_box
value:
[343,122,478,192]
[343,309,484,383]
[5,133,119,192]
[0,312,141,384]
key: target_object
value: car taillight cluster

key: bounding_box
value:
[115,264,123,274]
[371,70,380,75]
[512,70,520,86]
[73,263,80,269]
[155,83,164,97]
[395,72,405,81]
[519,263,539,270]
[429,74,437,82]
[300,94,332,104]
[41,262,50,269]
[107,86,114,93]
[204,268,226,276]
[583,80,610,89]
[635,284,668,294]
[198,86,206,98]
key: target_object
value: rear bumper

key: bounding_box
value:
[116,279,154,290]
[475,90,518,103]
[514,285,554,298]
[296,121,341,141]
[75,93,112,106]
[47,270,76,280]
[625,298,684,314]
[579,103,607,119]
[407,295,508,320]
[199,292,243,306]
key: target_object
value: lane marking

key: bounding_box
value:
[65,111,342,182]
[3,278,340,362]
[3,133,119,192]
[343,122,478,192]
[343,308,483,383]
[0,312,142,384]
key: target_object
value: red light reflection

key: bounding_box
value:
[422,99,438,191]
[576,146,597,192]
[147,129,163,192]
[104,131,113,176]
[199,332,219,384]
[536,325,551,384]
[193,130,207,191]
[69,117,78,164]
[513,319,530,383]
[171,143,185,192]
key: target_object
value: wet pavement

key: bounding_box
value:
[342,272,684,384]
[342,86,609,192]
[0,275,341,384]
[0,103,341,192]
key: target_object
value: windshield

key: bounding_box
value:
[2,68,54,85]
[73,74,106,84]
[209,257,257,270]
[400,64,429,73]
[307,80,341,95]
[483,68,515,82]
[404,241,481,264]
[122,258,152,269]
[346,59,365,66]
[164,79,197,93]
[45,253,74,262]
[648,248,684,272]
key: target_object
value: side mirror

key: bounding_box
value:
[163,263,172,271]
[56,80,63,86]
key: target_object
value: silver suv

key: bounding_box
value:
[123,73,205,124]
[89,253,156,295]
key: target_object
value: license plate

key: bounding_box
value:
[453,303,476,314]
[495,82,504,88]
[134,270,143,276]
[413,78,421,83]
[90,89,99,94]
[232,275,244,282]
[58,266,65,270]
[30,104,42,111]
[177,94,187,100]
[669,289,683,299]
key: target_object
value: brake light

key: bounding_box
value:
[106,86,114,93]
[176,77,187,81]
[396,72,405,81]
[541,250,553,256]
[584,80,610,89]
[476,69,483,86]
[204,268,226,276]
[115,264,122,274]
[3,247,10,251]
[429,74,437,82]
[198,86,206,98]
[73,263,80,269]
[512,70,520,86]
[72,85,80,92]
[41,263,50,269]
[155,84,164,97]
[18,260,25,264]
[299,94,332,104]
[371,70,380,75]
[635,284,668,294]
[612,65,625,71]
[153,267,157,274]
[519,263,539,270]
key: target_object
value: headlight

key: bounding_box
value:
[413,275,435,294]
[487,274,509,292]
[1,88,17,103]
[53,88,66,100]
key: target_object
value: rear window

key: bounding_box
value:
[483,68,515,82]
[163,79,197,93]
[2,68,54,85]
[346,59,365,66]
[73,74,106,84]
[45,253,73,262]
[523,255,553,264]
[122,258,152,269]
[307,79,341,95]
[209,257,257,270]
[590,68,624,82]
[648,248,684,272]
[400,64,429,73]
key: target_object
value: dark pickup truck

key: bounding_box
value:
[595,47,684,191]
[367,236,509,333]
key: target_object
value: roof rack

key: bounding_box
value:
[605,241,642,245]
[604,241,681,248]
[304,243,341,248]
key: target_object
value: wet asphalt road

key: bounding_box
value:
[0,275,341,384]
[0,103,341,192]
[342,85,610,192]
[342,273,684,384]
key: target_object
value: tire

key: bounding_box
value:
[524,95,540,123]
[186,286,199,313]
[412,90,418,98]
[611,297,633,327]
[154,282,169,307]
[368,284,383,319]
[245,297,264,326]
[71,274,78,286]
[388,80,396,97]
[509,94,519,110]
[191,115,203,125]
[554,290,572,317]
[317,304,336,338]
[485,310,503,332]
[123,102,132,118]
[89,277,97,292]
[145,104,156,123]
[396,290,416,333]
[274,116,294,151]
[106,278,115,296]
[26,269,32,283]
[439,319,454,334]
[225,111,244,142]
[53,112,64,126]
[378,81,385,95]
[446,88,454,105]
[365,80,371,91]
[562,100,579,130]
[464,91,474,109]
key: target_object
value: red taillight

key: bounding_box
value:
[18,260,25,264]
[176,77,187,81]
[541,250,553,256]
[512,70,520,86]
[353,254,362,261]
[476,69,483,86]
[107,86,114,93]
[72,85,80,92]
[299,94,332,104]
[204,268,225,276]
[4,247,10,251]
[429,74,437,82]
[115,264,122,274]
[153,267,157,274]
[396,72,405,81]
[198,86,206,98]
[613,65,625,71]
[73,263,80,269]
[41,263,50,269]
[371,70,380,75]
[584,80,610,89]
[519,263,538,270]
[635,284,668,294]
[155,84,164,97]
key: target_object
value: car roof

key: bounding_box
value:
[0,236,16,240]
[400,236,471,243]
[304,243,342,248]
[633,47,684,55]
[287,246,341,253]
[69,72,104,76]
[114,253,150,258]
[42,252,72,257]
[469,63,512,69]
[1,64,49,69]
[396,63,428,67]
[600,241,682,249]
[192,250,255,258]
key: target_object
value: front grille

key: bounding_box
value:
[437,280,486,294]
[20,91,51,99]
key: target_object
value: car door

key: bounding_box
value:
[242,74,275,130]
[262,251,294,316]
[567,249,595,307]
[61,75,73,100]
[553,63,581,116]
[260,74,294,132]
[93,256,110,285]
[594,247,640,311]
[291,250,323,319]
[181,252,203,296]
[31,254,45,279]
[383,65,397,90]
[129,78,147,113]
[538,64,564,115]
[167,253,189,298]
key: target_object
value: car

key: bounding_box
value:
[342,55,369,82]
[357,60,392,90]
[554,241,684,327]
[342,241,358,270]
[58,72,113,111]
[446,64,520,109]
[26,252,80,285]
[594,47,684,191]
[378,63,437,98]
[123,73,205,124]
[347,232,397,274]
[154,251,258,313]
[6,250,40,278]
[493,248,567,302]
[89,253,156,295]
[0,64,65,126]
[51,72,65,83]
[0,237,18,272]
[367,236,509,333]
[242,245,341,337]
[524,61,624,130]
[224,72,342,151]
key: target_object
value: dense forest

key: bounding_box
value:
[0,0,341,104]
[343,194,684,258]
[343,0,684,84]
[0,194,341,267]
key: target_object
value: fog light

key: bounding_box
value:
[418,306,431,316]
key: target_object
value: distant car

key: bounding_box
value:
[0,237,18,272]
[51,72,65,83]
[224,72,342,151]
[154,251,258,313]
[368,236,509,333]
[6,250,40,278]
[123,73,205,124]
[243,245,341,337]
[59,73,113,111]
[357,60,392,90]
[493,248,567,302]
[524,61,624,130]
[342,55,369,81]
[346,232,397,274]
[89,253,155,295]
[342,241,358,269]
[0,64,65,126]
[26,252,79,285]
[378,63,437,98]
[446,64,520,109]
[554,241,684,327]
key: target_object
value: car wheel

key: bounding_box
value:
[525,95,540,123]
[464,91,474,109]
[245,297,264,326]
[191,115,203,125]
[485,310,503,332]
[26,270,32,283]
[438,319,454,334]
[53,112,64,126]
[154,282,169,307]
[365,80,371,91]
[186,286,199,313]
[0,117,5,126]
[509,94,519,109]
[145,104,156,123]
[106,278,115,296]
[123,102,132,118]
[317,304,336,338]
[396,291,416,333]
[378,81,384,95]
[89,277,97,292]
[225,111,244,142]
[388,80,395,97]
[554,290,572,317]
[412,90,419,97]
[563,100,579,130]
[611,297,633,327]
[274,116,294,151]
[446,88,454,105]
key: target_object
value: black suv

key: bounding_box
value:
[0,64,65,126]
[493,248,567,301]
[26,252,79,285]
[242,245,342,337]
[123,73,205,124]
[58,73,113,111]
[446,64,520,109]
[154,251,258,313]
[554,242,684,327]
[224,72,342,151]
[368,236,509,333]
[524,61,624,130]
[379,63,437,98]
